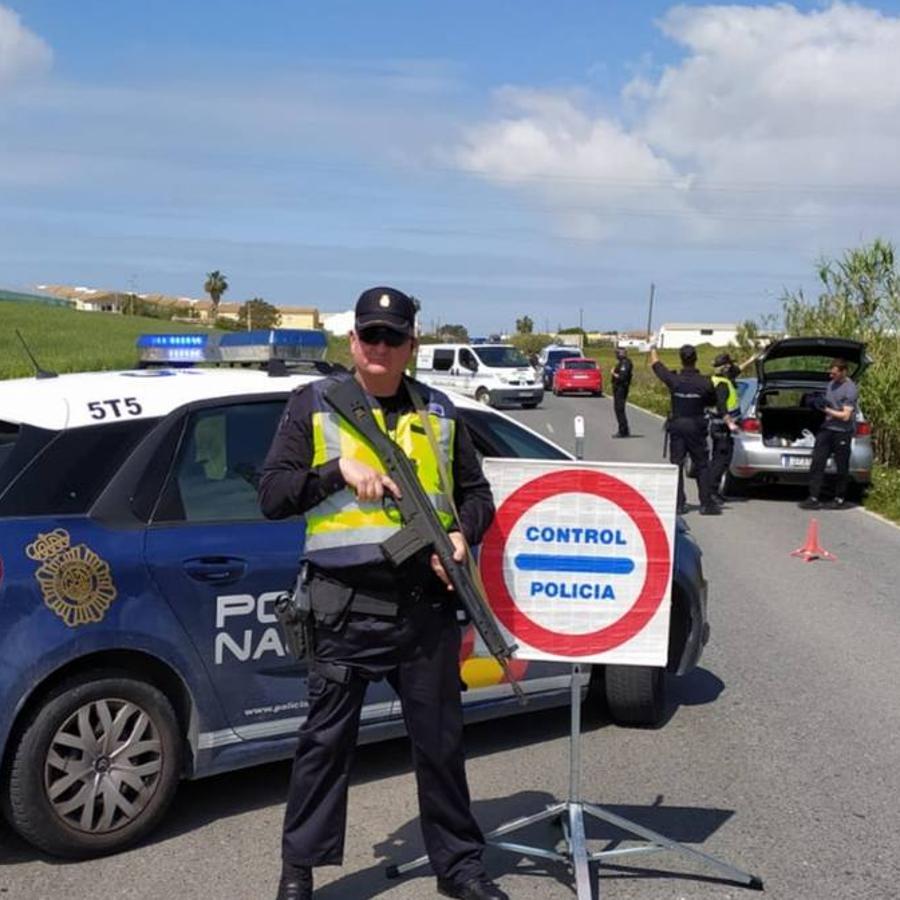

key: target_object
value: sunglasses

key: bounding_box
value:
[358,327,409,348]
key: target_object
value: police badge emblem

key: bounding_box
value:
[26,529,118,627]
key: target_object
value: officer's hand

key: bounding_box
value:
[339,458,402,503]
[431,531,467,590]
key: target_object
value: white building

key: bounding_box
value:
[655,323,738,349]
[320,310,355,335]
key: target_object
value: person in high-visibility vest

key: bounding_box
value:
[708,353,742,503]
[259,287,507,900]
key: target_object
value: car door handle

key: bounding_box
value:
[183,557,247,584]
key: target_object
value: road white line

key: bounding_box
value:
[545,423,554,434]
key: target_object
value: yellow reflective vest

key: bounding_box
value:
[303,377,456,568]
[711,375,740,417]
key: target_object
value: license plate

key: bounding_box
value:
[782,455,811,469]
[518,392,534,398]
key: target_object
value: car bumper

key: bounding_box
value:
[730,435,873,484]
[490,387,544,406]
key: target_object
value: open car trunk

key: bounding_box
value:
[757,386,825,447]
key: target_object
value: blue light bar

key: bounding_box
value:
[218,329,327,362]
[136,329,327,366]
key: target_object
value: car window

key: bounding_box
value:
[460,409,569,460]
[157,401,284,523]
[432,349,454,371]
[459,348,478,371]
[563,360,595,370]
[473,346,530,368]
[0,420,156,517]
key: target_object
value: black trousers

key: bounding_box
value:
[613,385,630,436]
[668,417,711,508]
[708,425,733,493]
[808,428,853,500]
[281,598,485,884]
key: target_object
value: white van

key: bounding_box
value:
[416,343,544,408]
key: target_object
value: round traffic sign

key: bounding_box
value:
[480,469,671,656]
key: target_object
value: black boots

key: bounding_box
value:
[437,875,510,899]
[275,866,312,900]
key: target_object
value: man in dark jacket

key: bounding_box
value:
[651,344,724,515]
[611,346,634,438]
[259,287,506,900]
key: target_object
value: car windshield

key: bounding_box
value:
[474,346,530,368]
[563,360,595,370]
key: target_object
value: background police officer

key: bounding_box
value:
[610,346,634,438]
[708,352,741,503]
[259,287,507,900]
[651,344,724,515]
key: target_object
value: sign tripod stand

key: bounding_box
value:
[386,663,763,898]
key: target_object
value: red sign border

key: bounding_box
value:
[480,468,671,656]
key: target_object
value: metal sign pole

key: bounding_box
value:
[387,662,763,896]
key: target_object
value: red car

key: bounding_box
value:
[552,357,603,396]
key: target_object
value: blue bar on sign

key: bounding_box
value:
[513,554,635,575]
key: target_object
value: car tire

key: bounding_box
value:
[522,402,540,409]
[475,388,492,407]
[603,665,666,727]
[4,673,183,859]
[722,470,745,496]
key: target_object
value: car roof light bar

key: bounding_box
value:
[136,329,328,367]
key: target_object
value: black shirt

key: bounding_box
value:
[258,376,496,591]
[652,361,723,419]
[612,356,633,389]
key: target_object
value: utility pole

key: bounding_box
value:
[579,307,583,331]
[645,283,655,342]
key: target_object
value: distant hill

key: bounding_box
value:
[0,288,71,307]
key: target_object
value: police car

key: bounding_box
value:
[0,331,708,859]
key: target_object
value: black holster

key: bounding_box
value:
[274,563,313,661]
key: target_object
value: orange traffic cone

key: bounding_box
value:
[790,518,836,562]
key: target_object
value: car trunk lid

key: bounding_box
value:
[756,336,869,384]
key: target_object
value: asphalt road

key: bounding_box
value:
[2,393,899,900]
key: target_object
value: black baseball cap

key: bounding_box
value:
[355,286,416,335]
[679,343,697,363]
[713,352,732,367]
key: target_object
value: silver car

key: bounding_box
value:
[724,337,873,497]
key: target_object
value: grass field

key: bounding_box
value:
[0,304,217,380]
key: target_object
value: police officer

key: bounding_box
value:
[610,346,633,438]
[708,353,741,503]
[650,344,724,515]
[259,287,507,900]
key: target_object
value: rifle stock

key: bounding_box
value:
[325,377,525,702]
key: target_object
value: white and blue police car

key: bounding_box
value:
[0,331,708,858]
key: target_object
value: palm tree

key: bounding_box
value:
[203,270,229,320]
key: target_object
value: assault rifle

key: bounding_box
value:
[324,376,525,703]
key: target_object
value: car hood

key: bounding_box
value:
[756,336,869,383]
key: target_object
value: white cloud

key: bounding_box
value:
[452,3,900,243]
[0,5,52,88]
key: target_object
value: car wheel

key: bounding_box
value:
[522,402,539,409]
[603,665,666,727]
[722,470,745,496]
[4,673,183,859]
[475,388,492,406]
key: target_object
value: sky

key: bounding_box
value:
[2,1,900,334]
